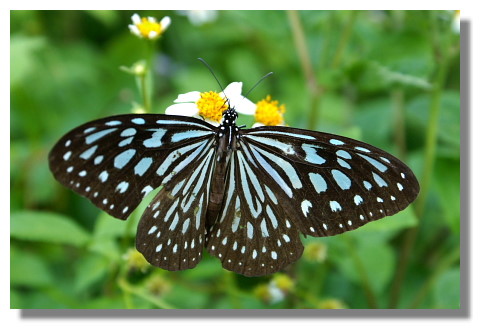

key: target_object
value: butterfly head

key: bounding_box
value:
[221,105,238,127]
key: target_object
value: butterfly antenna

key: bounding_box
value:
[197,58,228,103]
[243,72,274,101]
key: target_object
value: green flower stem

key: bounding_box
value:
[223,270,242,308]
[139,40,156,113]
[392,88,407,158]
[287,10,324,130]
[118,276,175,309]
[344,235,378,308]
[409,246,460,308]
[330,11,358,69]
[389,12,455,309]
[140,71,152,113]
[122,212,136,249]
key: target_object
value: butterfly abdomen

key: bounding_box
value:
[206,122,237,227]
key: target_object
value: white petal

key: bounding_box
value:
[161,16,171,30]
[204,118,222,126]
[148,31,158,39]
[233,98,256,115]
[222,82,243,101]
[251,122,265,128]
[131,13,141,24]
[148,16,157,23]
[128,25,141,36]
[174,91,201,103]
[165,103,199,117]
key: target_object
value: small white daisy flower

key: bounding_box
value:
[165,82,256,126]
[129,13,171,40]
[452,10,460,34]
[177,10,218,26]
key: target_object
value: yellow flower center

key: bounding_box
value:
[255,95,286,126]
[196,91,228,123]
[136,18,162,38]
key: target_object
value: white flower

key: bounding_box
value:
[165,82,256,126]
[177,10,218,26]
[129,13,171,40]
[452,10,460,34]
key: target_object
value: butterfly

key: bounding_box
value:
[49,104,420,277]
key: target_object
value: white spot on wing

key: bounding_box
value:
[99,171,109,182]
[114,149,136,169]
[354,195,363,205]
[120,128,136,137]
[141,185,153,198]
[329,200,342,212]
[358,153,388,172]
[85,128,117,144]
[261,219,269,237]
[116,181,129,193]
[330,139,345,145]
[337,158,352,169]
[131,118,146,125]
[247,222,254,239]
[301,199,312,217]
[143,129,167,148]
[355,146,370,153]
[302,144,326,164]
[134,157,153,176]
[80,145,98,160]
[118,137,134,147]
[106,120,122,126]
[309,173,327,193]
[332,169,351,190]
[182,218,190,234]
[372,172,388,187]
[94,155,104,165]
[336,150,352,159]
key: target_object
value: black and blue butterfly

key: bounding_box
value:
[49,84,419,277]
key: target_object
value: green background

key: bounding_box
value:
[10,10,460,309]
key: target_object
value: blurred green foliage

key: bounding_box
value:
[10,10,460,309]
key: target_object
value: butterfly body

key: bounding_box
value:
[207,108,239,227]
[49,110,419,277]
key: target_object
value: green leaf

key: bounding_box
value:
[357,206,418,237]
[10,34,46,86]
[73,253,111,294]
[333,239,395,294]
[11,246,53,288]
[433,267,460,309]
[92,212,127,239]
[406,91,460,159]
[10,211,90,246]
[88,237,121,261]
[434,159,460,235]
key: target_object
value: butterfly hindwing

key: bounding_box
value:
[136,141,216,271]
[241,126,420,237]
[206,149,304,277]
[48,114,216,219]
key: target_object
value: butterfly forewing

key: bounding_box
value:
[206,152,303,277]
[136,138,216,271]
[241,126,420,237]
[48,114,216,219]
